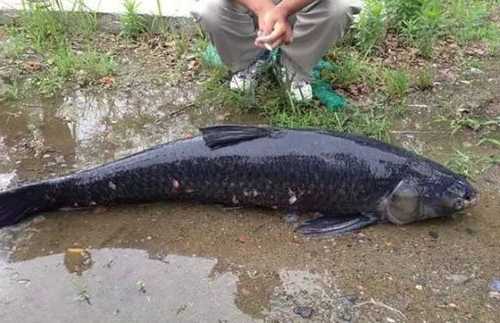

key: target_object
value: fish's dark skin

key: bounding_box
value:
[0,126,478,235]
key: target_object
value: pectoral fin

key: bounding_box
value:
[296,214,378,237]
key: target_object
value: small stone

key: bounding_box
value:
[465,227,476,235]
[416,284,423,290]
[489,292,500,300]
[238,235,249,243]
[447,274,470,285]
[293,306,314,319]
[428,231,439,239]
[387,318,396,323]
[463,142,473,148]
[215,114,226,121]
[137,281,146,294]
[468,67,484,75]
[489,278,500,292]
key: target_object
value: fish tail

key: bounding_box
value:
[0,183,53,228]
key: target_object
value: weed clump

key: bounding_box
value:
[446,150,498,179]
[5,1,115,97]
[354,0,387,55]
[384,69,410,99]
[414,67,434,90]
[120,0,147,39]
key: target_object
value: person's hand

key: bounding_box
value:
[255,6,293,49]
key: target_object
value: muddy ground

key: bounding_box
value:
[0,28,499,323]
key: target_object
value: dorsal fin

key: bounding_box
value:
[200,125,275,149]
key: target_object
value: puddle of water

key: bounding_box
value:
[0,82,262,182]
[0,248,256,323]
[0,246,361,323]
[56,86,201,166]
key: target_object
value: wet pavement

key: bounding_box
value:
[1,41,500,323]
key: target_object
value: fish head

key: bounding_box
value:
[382,173,478,225]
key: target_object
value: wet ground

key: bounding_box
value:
[1,31,500,322]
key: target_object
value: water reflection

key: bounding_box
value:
[0,84,204,180]
[0,248,257,323]
[0,247,356,322]
[56,85,201,166]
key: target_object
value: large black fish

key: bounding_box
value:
[0,125,478,236]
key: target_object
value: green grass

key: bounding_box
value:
[414,67,434,90]
[199,64,392,142]
[1,32,30,59]
[446,0,499,43]
[479,137,500,149]
[31,48,117,96]
[352,0,500,57]
[450,116,500,134]
[19,1,67,49]
[19,0,97,50]
[120,0,147,39]
[323,49,379,90]
[4,1,116,97]
[148,0,173,34]
[446,150,479,178]
[354,0,387,55]
[446,149,498,178]
[383,69,410,99]
[0,80,23,101]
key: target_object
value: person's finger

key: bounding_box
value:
[254,39,273,50]
[256,25,286,44]
[284,26,293,44]
[258,17,274,34]
[255,35,284,50]
[270,38,283,49]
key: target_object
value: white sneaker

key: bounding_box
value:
[289,79,313,102]
[230,61,263,93]
[280,67,313,102]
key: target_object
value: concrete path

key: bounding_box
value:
[0,0,198,17]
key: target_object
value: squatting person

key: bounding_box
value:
[193,0,362,101]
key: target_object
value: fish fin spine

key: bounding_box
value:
[200,125,277,149]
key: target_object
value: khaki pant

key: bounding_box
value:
[193,0,362,81]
